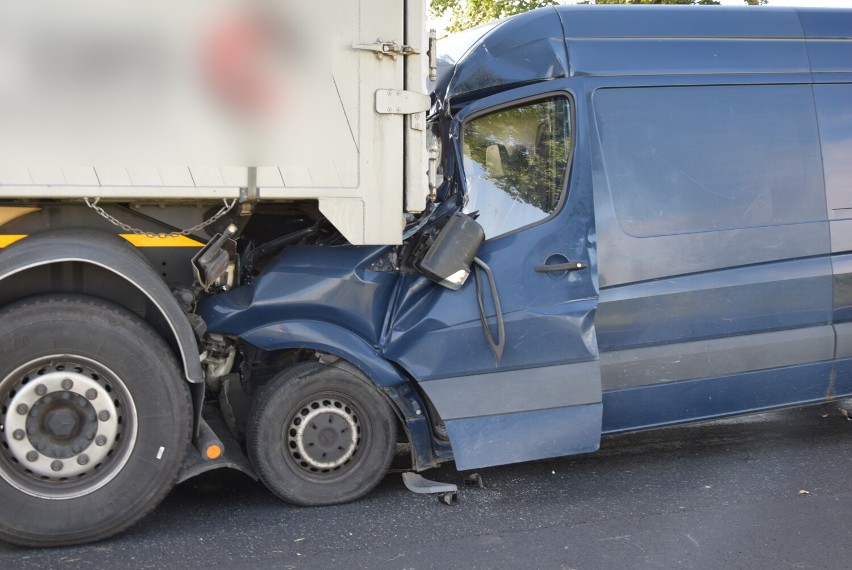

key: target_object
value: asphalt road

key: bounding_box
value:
[4,401,852,570]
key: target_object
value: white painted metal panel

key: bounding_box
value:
[404,0,432,214]
[126,167,163,187]
[158,167,195,188]
[28,167,65,186]
[0,167,32,186]
[0,1,430,244]
[61,167,99,186]
[94,167,132,186]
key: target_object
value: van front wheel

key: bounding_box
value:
[247,362,396,506]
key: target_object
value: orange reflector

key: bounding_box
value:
[205,445,222,460]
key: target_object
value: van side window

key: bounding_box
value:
[594,85,825,237]
[462,97,571,239]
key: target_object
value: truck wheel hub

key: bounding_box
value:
[3,364,121,480]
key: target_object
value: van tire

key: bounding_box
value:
[0,295,191,547]
[247,362,396,506]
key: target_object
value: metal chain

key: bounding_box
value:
[84,197,237,239]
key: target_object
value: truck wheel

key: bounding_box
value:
[0,295,191,546]
[247,362,396,506]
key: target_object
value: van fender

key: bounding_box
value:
[0,228,204,385]
[239,319,439,470]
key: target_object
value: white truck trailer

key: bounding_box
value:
[0,0,438,546]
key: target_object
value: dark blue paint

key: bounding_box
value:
[597,258,833,353]
[434,8,568,104]
[200,5,852,472]
[446,404,602,471]
[832,357,852,398]
[389,299,597,380]
[796,8,852,38]
[237,320,396,387]
[568,38,810,78]
[814,84,852,220]
[434,6,849,104]
[202,245,397,345]
[594,84,826,237]
[601,361,835,435]
[558,5,805,39]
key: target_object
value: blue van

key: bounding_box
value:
[194,5,852,507]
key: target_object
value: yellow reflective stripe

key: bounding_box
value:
[0,235,27,248]
[0,207,40,228]
[0,233,204,249]
[119,234,204,247]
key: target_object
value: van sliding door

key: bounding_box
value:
[591,84,834,431]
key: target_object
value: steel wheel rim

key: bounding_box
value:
[283,393,365,479]
[0,355,138,500]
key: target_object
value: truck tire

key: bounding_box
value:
[247,362,396,506]
[0,295,192,546]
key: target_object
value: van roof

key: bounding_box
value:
[435,6,852,103]
[557,5,849,39]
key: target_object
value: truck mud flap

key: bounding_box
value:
[177,403,257,484]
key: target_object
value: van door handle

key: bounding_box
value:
[535,261,588,272]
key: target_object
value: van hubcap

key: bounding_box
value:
[288,399,360,472]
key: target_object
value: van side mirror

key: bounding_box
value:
[417,212,485,290]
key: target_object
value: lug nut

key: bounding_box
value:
[77,454,89,466]
[85,389,98,401]
[34,385,47,396]
[25,451,38,462]
[98,410,110,422]
[85,430,96,441]
[35,441,47,451]
[15,404,28,415]
[12,429,24,441]
[61,378,73,390]
[50,460,63,472]
[95,435,107,447]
